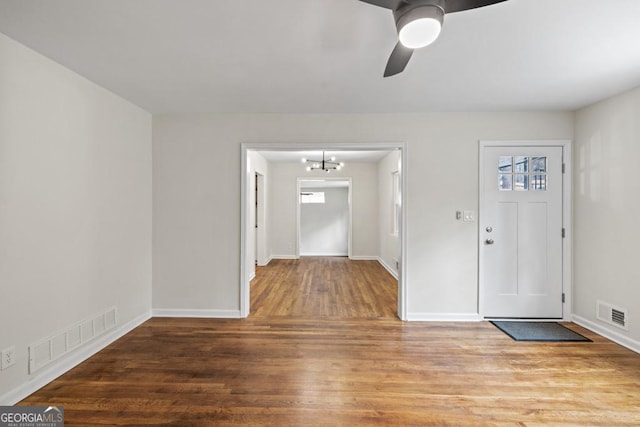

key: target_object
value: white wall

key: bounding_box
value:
[0,33,152,401]
[269,162,378,259]
[574,85,640,348]
[300,187,349,256]
[152,112,573,317]
[378,151,402,277]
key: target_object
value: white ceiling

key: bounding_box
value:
[1,0,640,114]
[300,180,350,189]
[259,150,391,163]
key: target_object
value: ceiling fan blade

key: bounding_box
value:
[444,0,508,14]
[359,0,406,10]
[384,42,413,77]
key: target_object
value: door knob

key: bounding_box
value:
[485,239,494,245]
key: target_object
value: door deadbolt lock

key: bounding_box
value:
[486,226,493,233]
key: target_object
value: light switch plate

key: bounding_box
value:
[463,210,475,222]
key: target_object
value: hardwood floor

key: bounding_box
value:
[250,257,397,319]
[20,258,640,426]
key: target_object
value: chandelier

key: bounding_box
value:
[301,152,344,173]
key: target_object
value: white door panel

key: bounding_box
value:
[480,146,563,318]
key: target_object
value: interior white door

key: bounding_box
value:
[480,146,564,318]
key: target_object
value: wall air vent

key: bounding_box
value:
[596,300,628,330]
[611,309,626,328]
[29,307,118,374]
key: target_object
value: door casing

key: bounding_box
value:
[478,140,573,321]
[241,142,408,320]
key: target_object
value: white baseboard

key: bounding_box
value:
[572,314,640,354]
[377,257,398,280]
[270,254,298,260]
[300,253,348,257]
[349,255,378,261]
[407,313,482,322]
[0,310,152,406]
[249,271,256,281]
[152,308,242,318]
[257,256,272,266]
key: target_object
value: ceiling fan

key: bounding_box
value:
[360,0,509,77]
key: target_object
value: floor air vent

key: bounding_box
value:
[596,300,628,330]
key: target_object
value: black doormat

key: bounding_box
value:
[491,321,592,342]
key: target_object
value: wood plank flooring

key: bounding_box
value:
[250,257,397,319]
[20,258,640,426]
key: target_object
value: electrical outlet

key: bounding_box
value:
[1,346,16,370]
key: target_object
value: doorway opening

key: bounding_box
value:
[241,142,408,320]
[297,178,352,258]
[254,172,266,268]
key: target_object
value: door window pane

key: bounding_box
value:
[532,175,546,190]
[499,156,513,173]
[532,157,546,173]
[515,156,528,173]
[515,174,528,191]
[499,174,512,191]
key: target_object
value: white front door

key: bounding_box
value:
[480,145,564,318]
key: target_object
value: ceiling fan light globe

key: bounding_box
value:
[395,3,444,49]
[399,17,442,49]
